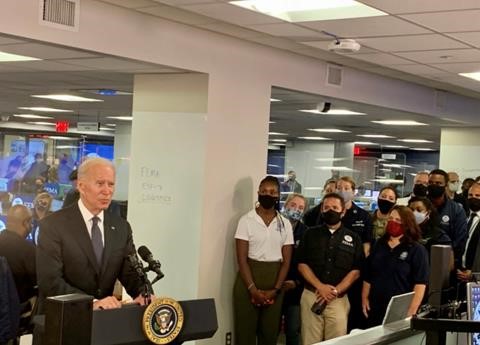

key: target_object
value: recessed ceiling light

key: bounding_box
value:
[19,107,73,113]
[298,136,331,140]
[230,0,387,23]
[459,72,480,81]
[269,131,288,136]
[100,127,115,131]
[372,120,427,126]
[398,139,433,143]
[354,141,378,145]
[299,109,366,115]
[0,51,41,62]
[269,121,276,124]
[315,166,356,172]
[370,178,404,184]
[13,114,54,119]
[32,94,103,102]
[270,98,282,102]
[270,139,287,142]
[27,121,56,126]
[105,123,117,127]
[106,116,133,121]
[411,148,436,151]
[357,134,394,138]
[380,168,392,172]
[382,163,412,168]
[309,128,350,133]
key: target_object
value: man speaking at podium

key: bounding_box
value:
[37,158,146,311]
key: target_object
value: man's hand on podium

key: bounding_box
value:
[93,296,122,310]
[133,294,157,306]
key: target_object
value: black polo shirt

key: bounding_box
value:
[364,238,429,307]
[342,202,373,244]
[297,225,364,286]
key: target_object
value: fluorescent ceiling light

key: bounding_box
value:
[100,127,115,131]
[268,164,280,168]
[106,116,133,121]
[398,139,433,143]
[315,166,356,172]
[0,51,41,62]
[105,123,117,127]
[49,136,77,140]
[357,134,394,138]
[229,0,387,23]
[382,145,408,149]
[269,121,276,124]
[27,121,56,126]
[269,131,288,135]
[380,169,392,172]
[13,114,54,119]
[270,98,282,102]
[300,109,366,115]
[370,178,404,184]
[268,145,282,150]
[298,136,330,140]
[19,107,73,113]
[309,128,350,133]
[382,163,412,168]
[354,141,378,145]
[270,139,287,142]
[56,145,79,149]
[315,157,346,162]
[372,120,427,126]
[459,72,480,81]
[32,94,103,102]
[411,148,436,151]
[304,187,324,190]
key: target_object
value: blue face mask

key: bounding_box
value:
[284,208,303,221]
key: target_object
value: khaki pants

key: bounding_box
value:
[300,288,350,345]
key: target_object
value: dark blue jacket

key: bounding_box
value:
[0,256,20,343]
[437,198,467,267]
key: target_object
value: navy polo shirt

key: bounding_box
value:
[364,238,429,307]
[297,225,364,287]
[342,202,373,244]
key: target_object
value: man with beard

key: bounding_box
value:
[428,169,467,268]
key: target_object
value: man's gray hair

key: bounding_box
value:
[78,157,115,180]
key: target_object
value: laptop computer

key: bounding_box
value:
[467,282,480,345]
[382,292,415,328]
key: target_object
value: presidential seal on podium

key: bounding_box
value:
[143,297,184,344]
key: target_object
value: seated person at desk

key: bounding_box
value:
[37,158,149,311]
[0,205,37,304]
[362,206,429,327]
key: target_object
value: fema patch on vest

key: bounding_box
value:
[342,234,354,247]
[399,251,408,260]
[143,297,184,344]
[441,215,450,224]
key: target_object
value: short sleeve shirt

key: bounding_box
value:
[235,209,293,262]
[296,225,364,286]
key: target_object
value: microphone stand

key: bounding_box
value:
[128,254,153,305]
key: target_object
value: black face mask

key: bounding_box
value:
[377,199,395,214]
[258,194,278,210]
[322,210,342,226]
[428,184,445,199]
[413,184,428,197]
[468,198,480,212]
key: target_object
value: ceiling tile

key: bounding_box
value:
[179,3,282,25]
[247,36,306,51]
[196,22,263,39]
[348,53,414,65]
[400,10,480,33]
[430,62,480,73]
[136,5,217,25]
[300,16,431,38]
[358,0,480,14]
[394,49,480,64]
[359,34,468,52]
[247,23,328,39]
[0,43,98,60]
[100,0,159,8]
[391,64,455,75]
[447,32,480,48]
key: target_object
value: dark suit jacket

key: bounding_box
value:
[36,204,143,310]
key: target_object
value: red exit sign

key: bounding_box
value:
[56,121,70,133]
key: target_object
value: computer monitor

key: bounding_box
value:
[467,282,480,345]
[382,292,415,325]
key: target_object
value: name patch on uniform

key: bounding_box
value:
[352,221,365,228]
[342,235,354,247]
[399,251,408,260]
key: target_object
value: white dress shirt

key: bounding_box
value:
[78,199,105,245]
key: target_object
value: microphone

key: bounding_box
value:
[138,245,164,284]
[127,252,146,278]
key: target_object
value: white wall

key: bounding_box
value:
[113,123,131,201]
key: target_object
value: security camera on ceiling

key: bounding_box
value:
[328,39,361,54]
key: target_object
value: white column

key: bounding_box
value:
[113,123,131,201]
